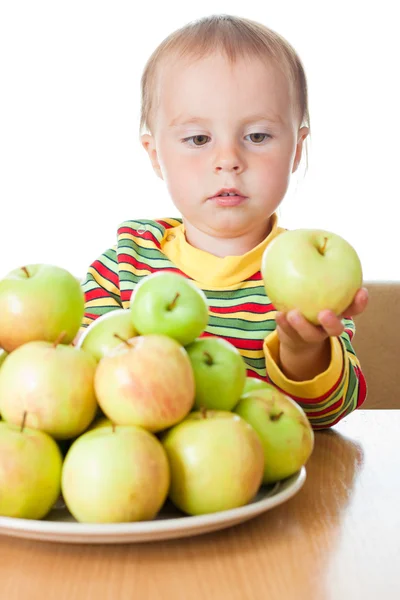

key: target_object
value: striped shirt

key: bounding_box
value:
[81,215,367,430]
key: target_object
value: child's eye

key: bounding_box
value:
[182,135,210,146]
[182,133,271,147]
[246,133,271,144]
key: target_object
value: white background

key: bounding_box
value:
[0,1,398,280]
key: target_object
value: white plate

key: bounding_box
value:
[0,468,306,544]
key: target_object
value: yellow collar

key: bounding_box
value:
[160,213,283,289]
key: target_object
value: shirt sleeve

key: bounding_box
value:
[79,245,123,333]
[263,317,367,430]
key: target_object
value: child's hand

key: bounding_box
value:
[273,288,369,381]
[275,287,369,351]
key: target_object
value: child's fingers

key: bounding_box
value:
[317,310,345,337]
[275,311,302,340]
[342,287,369,318]
[286,310,328,343]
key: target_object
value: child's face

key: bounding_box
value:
[142,53,308,240]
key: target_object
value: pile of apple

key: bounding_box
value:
[0,262,315,524]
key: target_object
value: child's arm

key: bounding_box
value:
[78,246,123,335]
[262,288,369,430]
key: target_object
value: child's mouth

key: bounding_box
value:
[209,194,247,207]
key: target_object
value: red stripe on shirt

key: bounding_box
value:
[118,253,157,273]
[200,331,264,351]
[91,260,119,287]
[118,226,161,248]
[155,219,179,230]
[355,366,367,407]
[246,271,263,281]
[211,302,275,315]
[85,288,116,301]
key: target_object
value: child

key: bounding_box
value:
[80,14,368,430]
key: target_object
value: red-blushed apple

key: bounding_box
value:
[186,337,247,411]
[235,387,314,483]
[0,264,84,352]
[130,271,209,346]
[62,424,170,523]
[0,336,98,439]
[261,229,363,324]
[95,334,195,432]
[0,417,63,519]
[78,308,137,362]
[162,410,264,515]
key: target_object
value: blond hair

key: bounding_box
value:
[140,14,310,140]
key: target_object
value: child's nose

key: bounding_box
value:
[215,164,241,172]
[213,151,245,173]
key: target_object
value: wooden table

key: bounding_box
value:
[0,409,399,600]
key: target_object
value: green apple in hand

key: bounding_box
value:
[130,271,209,346]
[0,418,63,519]
[235,386,314,483]
[261,229,363,324]
[0,264,84,352]
[186,337,247,411]
[95,334,195,432]
[162,411,264,515]
[0,338,98,439]
[62,424,170,523]
[78,308,137,361]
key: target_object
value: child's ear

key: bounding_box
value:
[292,126,309,173]
[141,134,164,180]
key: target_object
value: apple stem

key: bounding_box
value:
[113,333,131,347]
[112,423,116,433]
[20,411,28,433]
[200,406,207,419]
[318,237,328,255]
[53,331,67,348]
[21,266,30,278]
[203,351,213,366]
[167,292,180,311]
[270,411,284,422]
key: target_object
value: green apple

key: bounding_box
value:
[130,271,209,346]
[0,340,98,439]
[235,387,314,483]
[95,334,195,432]
[162,411,264,515]
[0,419,63,519]
[242,377,272,395]
[62,424,170,523]
[0,264,84,352]
[78,308,137,362]
[186,337,247,411]
[261,229,363,324]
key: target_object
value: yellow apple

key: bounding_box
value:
[62,425,170,523]
[162,411,264,515]
[0,419,63,519]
